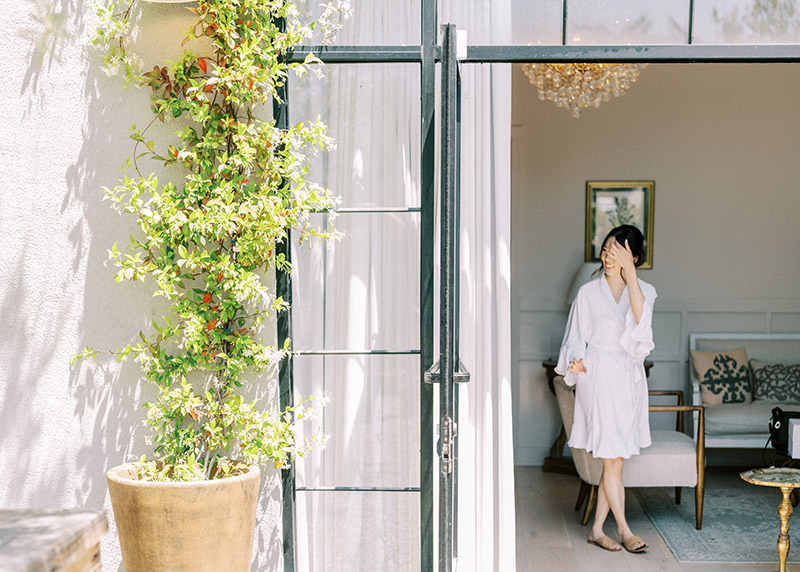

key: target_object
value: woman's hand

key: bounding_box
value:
[608,238,645,322]
[607,239,637,283]
[568,357,587,375]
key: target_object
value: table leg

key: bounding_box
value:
[549,425,567,458]
[542,425,577,475]
[778,486,794,572]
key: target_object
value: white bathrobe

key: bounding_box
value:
[555,273,657,459]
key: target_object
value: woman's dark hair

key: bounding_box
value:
[601,224,646,267]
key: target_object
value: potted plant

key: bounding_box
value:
[80,0,348,569]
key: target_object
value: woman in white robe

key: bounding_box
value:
[556,224,656,554]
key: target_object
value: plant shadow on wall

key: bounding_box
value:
[62,1,205,518]
[2,0,123,510]
[18,0,82,113]
[74,0,351,570]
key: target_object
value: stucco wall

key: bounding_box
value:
[511,63,800,465]
[0,3,283,570]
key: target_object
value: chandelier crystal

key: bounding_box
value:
[521,63,648,118]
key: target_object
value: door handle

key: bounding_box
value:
[424,359,470,384]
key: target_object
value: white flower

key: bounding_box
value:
[318,0,352,44]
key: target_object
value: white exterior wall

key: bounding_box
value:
[512,63,800,465]
[0,5,283,570]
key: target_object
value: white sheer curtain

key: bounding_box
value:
[291,59,422,570]
[451,61,515,570]
[439,2,515,571]
[290,1,514,570]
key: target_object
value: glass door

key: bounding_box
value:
[279,7,468,572]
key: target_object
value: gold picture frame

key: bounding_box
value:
[585,181,654,270]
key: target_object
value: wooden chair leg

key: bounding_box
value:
[695,480,705,530]
[675,486,682,505]
[575,481,590,512]
[581,485,597,525]
[696,412,705,530]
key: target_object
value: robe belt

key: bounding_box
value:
[585,345,645,388]
[586,343,626,352]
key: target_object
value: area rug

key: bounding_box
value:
[636,486,800,563]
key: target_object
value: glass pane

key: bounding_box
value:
[693,0,800,44]
[567,0,689,44]
[292,212,421,351]
[296,0,421,45]
[296,491,420,572]
[440,0,514,44]
[294,354,420,489]
[511,0,564,45]
[291,64,421,209]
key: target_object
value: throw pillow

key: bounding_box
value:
[750,360,800,403]
[690,347,753,405]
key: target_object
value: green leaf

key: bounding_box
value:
[90,0,338,477]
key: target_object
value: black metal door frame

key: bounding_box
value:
[438,24,462,572]
[277,3,800,570]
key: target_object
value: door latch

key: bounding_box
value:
[438,415,457,474]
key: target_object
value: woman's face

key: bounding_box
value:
[599,237,622,277]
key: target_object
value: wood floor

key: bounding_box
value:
[515,465,783,571]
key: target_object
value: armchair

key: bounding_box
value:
[553,375,706,530]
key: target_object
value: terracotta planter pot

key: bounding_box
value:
[107,462,261,572]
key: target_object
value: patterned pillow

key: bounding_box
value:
[750,360,800,403]
[690,347,753,406]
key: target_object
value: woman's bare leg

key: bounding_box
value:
[588,467,621,550]
[599,457,645,550]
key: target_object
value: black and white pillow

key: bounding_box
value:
[750,360,800,402]
[690,347,752,405]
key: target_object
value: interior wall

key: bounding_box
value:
[511,63,800,466]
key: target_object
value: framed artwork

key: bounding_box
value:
[585,181,654,270]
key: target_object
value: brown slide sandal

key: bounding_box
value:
[587,535,622,552]
[623,535,647,553]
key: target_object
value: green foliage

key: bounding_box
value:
[87,0,345,481]
[606,197,634,227]
[713,0,800,41]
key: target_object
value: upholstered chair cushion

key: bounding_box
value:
[691,347,753,405]
[750,360,800,403]
[623,430,697,487]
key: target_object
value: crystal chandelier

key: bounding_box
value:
[521,63,648,118]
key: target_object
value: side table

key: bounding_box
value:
[741,467,800,572]
[541,359,653,474]
[0,510,107,572]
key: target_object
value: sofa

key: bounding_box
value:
[690,333,800,449]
